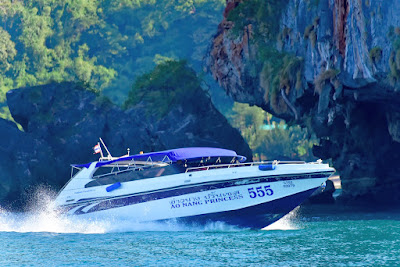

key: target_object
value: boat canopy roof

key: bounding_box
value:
[73,147,247,168]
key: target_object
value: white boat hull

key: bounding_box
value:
[57,167,330,229]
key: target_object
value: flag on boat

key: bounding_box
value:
[93,144,102,154]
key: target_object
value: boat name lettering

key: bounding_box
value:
[169,196,201,205]
[171,201,203,209]
[204,190,241,200]
[170,190,244,209]
[204,195,243,204]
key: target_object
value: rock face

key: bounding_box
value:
[0,118,55,208]
[209,0,400,206]
[1,82,251,209]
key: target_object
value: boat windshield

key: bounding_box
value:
[83,155,242,188]
[85,163,185,188]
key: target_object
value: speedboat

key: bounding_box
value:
[54,144,334,229]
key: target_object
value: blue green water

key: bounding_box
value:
[1,205,399,266]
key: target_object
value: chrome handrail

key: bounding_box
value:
[185,161,306,173]
[92,161,169,179]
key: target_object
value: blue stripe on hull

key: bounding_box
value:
[160,187,318,229]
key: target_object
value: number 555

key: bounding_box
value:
[248,186,273,198]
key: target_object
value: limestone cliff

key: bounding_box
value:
[1,82,251,209]
[209,0,400,205]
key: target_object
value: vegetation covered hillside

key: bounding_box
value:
[0,0,225,108]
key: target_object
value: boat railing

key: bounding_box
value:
[93,166,137,179]
[185,160,306,173]
[92,161,169,179]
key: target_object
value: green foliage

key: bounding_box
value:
[228,102,316,161]
[369,46,382,64]
[227,0,289,40]
[0,106,23,130]
[389,50,400,84]
[153,54,176,65]
[0,76,13,102]
[0,0,116,102]
[304,25,314,39]
[259,48,304,114]
[0,0,225,115]
[279,55,304,92]
[101,0,225,102]
[314,69,339,94]
[124,60,201,117]
[0,106,13,121]
[388,26,400,84]
[0,26,16,72]
[303,17,319,48]
[229,102,266,148]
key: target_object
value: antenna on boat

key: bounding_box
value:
[99,137,113,159]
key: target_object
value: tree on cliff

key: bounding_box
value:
[124,60,203,116]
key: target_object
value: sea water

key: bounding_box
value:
[0,191,399,266]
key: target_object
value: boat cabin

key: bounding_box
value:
[70,147,247,188]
